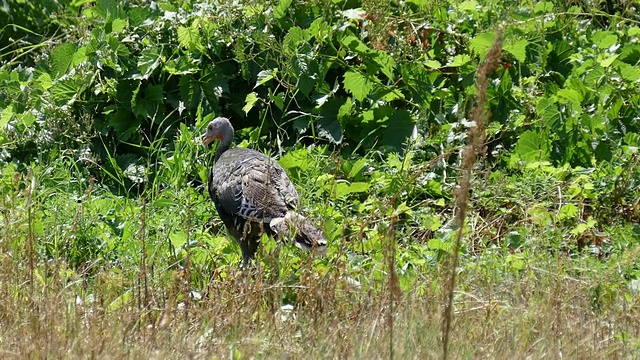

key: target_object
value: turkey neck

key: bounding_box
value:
[214,120,235,162]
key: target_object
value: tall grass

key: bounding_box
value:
[0,120,638,360]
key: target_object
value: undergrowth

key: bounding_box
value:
[1,0,640,358]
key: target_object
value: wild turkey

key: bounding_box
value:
[202,117,328,265]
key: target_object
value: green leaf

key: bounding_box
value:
[448,54,472,67]
[617,62,640,81]
[279,148,311,171]
[556,89,583,104]
[370,51,396,80]
[504,39,529,63]
[243,92,260,115]
[570,217,596,235]
[308,18,331,42]
[35,73,53,92]
[51,43,77,77]
[337,97,353,122]
[177,26,202,52]
[456,0,479,11]
[592,31,618,49]
[534,1,554,14]
[598,53,619,68]
[170,230,188,249]
[558,203,578,220]
[383,110,414,150]
[469,31,497,60]
[317,98,344,144]
[50,79,79,105]
[133,47,162,80]
[131,84,163,119]
[111,18,127,33]
[0,104,14,129]
[340,34,371,54]
[537,98,561,131]
[273,0,292,20]
[347,157,368,179]
[514,130,550,162]
[343,71,375,102]
[335,181,370,197]
[255,69,276,88]
[283,26,308,54]
[424,59,441,69]
[128,7,152,26]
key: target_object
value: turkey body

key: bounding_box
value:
[203,117,327,265]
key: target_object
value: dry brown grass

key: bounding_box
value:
[0,218,638,359]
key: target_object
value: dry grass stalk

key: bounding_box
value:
[441,31,503,360]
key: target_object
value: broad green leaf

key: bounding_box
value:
[448,54,472,67]
[0,104,14,128]
[72,47,88,66]
[111,18,127,33]
[383,110,414,150]
[154,198,177,208]
[308,18,331,42]
[347,157,368,179]
[170,230,188,249]
[343,71,375,102]
[371,51,396,80]
[36,73,53,91]
[273,0,292,19]
[470,31,497,60]
[598,53,619,68]
[340,34,371,54]
[317,98,344,144]
[243,92,260,114]
[534,1,554,14]
[255,69,276,88]
[128,7,152,26]
[558,203,578,220]
[623,132,639,146]
[456,0,479,11]
[108,291,131,311]
[269,91,285,111]
[504,39,529,63]
[618,63,640,81]
[283,26,308,54]
[134,47,161,80]
[51,43,77,77]
[97,0,119,19]
[177,26,201,51]
[592,31,618,49]
[108,110,141,142]
[570,217,596,235]
[335,181,370,197]
[629,26,640,37]
[424,59,441,69]
[428,238,452,252]
[514,130,550,162]
[279,148,311,171]
[337,97,353,121]
[556,89,583,104]
[131,84,163,119]
[50,79,79,104]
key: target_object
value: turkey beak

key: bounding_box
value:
[202,130,215,146]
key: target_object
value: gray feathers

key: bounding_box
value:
[203,117,327,264]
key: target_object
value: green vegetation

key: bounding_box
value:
[1,0,639,358]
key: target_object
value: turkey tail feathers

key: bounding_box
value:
[270,212,328,255]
